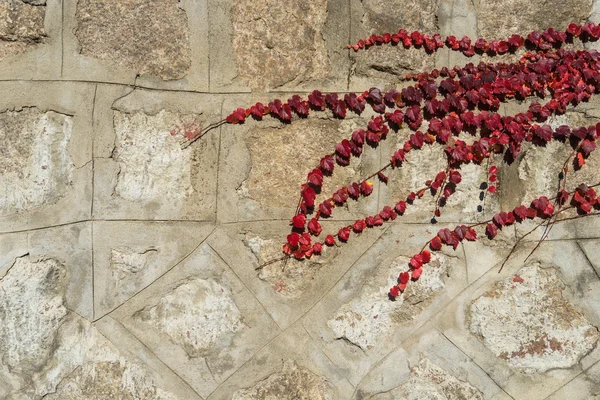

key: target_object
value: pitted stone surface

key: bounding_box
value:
[230,0,329,90]
[327,253,449,350]
[232,360,335,400]
[112,110,199,204]
[45,360,179,400]
[370,358,484,400]
[0,0,46,60]
[0,256,67,373]
[245,233,330,299]
[75,0,191,80]
[241,119,364,209]
[352,0,438,80]
[0,108,74,216]
[470,264,599,373]
[111,247,157,275]
[134,278,243,358]
[475,0,592,40]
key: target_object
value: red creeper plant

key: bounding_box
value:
[187,22,600,300]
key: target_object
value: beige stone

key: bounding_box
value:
[0,0,46,60]
[230,0,329,91]
[75,0,191,80]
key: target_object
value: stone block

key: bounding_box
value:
[301,223,468,385]
[209,0,350,92]
[92,221,215,319]
[206,220,386,330]
[93,89,221,221]
[110,243,280,398]
[218,95,381,223]
[63,0,209,91]
[207,322,354,400]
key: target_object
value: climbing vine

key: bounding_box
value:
[189,22,600,300]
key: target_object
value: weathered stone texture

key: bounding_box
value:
[0,0,46,60]
[370,358,484,400]
[241,118,367,210]
[232,360,335,400]
[0,256,67,373]
[230,0,329,90]
[474,0,592,39]
[75,0,191,80]
[134,278,243,358]
[112,110,198,204]
[0,108,74,216]
[327,253,449,350]
[245,233,334,299]
[470,264,599,373]
[352,0,438,80]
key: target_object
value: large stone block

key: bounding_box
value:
[209,0,350,92]
[75,0,191,80]
[110,243,280,398]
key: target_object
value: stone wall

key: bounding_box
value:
[1,0,600,399]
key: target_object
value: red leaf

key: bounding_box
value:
[307,168,324,187]
[347,183,361,199]
[319,201,332,217]
[333,188,349,205]
[302,187,316,208]
[421,250,431,263]
[378,172,389,184]
[308,90,325,109]
[488,185,497,193]
[338,227,351,242]
[292,214,306,229]
[353,219,367,232]
[581,139,597,156]
[287,233,300,247]
[325,234,335,246]
[486,223,498,239]
[361,181,374,196]
[430,236,442,250]
[333,100,347,118]
[449,170,462,184]
[312,242,323,254]
[320,155,335,174]
[465,228,477,241]
[389,286,400,297]
[395,200,407,215]
[307,218,322,236]
[392,149,405,167]
[399,272,410,284]
[412,268,423,280]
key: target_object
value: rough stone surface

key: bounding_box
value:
[327,253,449,350]
[475,0,592,40]
[230,0,329,91]
[232,360,335,400]
[245,233,331,299]
[112,110,198,204]
[134,278,243,358]
[0,108,74,216]
[470,264,599,373]
[370,358,484,400]
[0,0,46,60]
[352,0,438,81]
[240,118,366,210]
[75,0,191,80]
[0,256,67,373]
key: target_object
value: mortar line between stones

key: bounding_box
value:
[206,242,283,331]
[0,219,89,237]
[206,0,211,92]
[346,0,352,91]
[91,84,98,219]
[104,317,204,399]
[576,240,600,281]
[93,225,218,323]
[91,220,95,320]
[435,328,516,400]
[60,0,64,78]
[541,358,600,400]
[214,98,224,222]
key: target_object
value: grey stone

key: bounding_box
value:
[0,0,46,61]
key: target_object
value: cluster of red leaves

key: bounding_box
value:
[216,23,600,299]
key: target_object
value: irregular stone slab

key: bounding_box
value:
[134,278,243,358]
[75,0,191,80]
[112,110,198,204]
[0,108,74,216]
[232,360,335,400]
[470,264,599,373]
[0,0,46,60]
[327,253,450,350]
[370,358,484,400]
[244,233,333,299]
[0,254,191,399]
[111,247,157,275]
[475,0,592,40]
[0,256,67,374]
[230,0,329,91]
